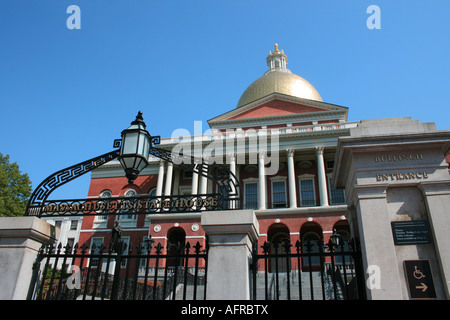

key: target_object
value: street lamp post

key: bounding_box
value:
[118,111,152,184]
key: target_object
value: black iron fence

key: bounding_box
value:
[251,237,366,300]
[27,240,208,300]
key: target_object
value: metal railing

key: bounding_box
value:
[251,238,366,300]
[27,240,208,300]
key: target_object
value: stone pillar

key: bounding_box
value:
[315,146,329,206]
[164,162,173,196]
[352,186,404,300]
[156,160,165,197]
[0,217,58,300]
[258,152,266,210]
[332,117,450,300]
[420,182,450,298]
[201,210,259,300]
[286,149,297,208]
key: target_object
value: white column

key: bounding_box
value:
[164,162,173,196]
[191,162,199,195]
[228,154,237,209]
[315,146,329,206]
[286,149,297,208]
[258,152,266,210]
[229,154,237,180]
[198,164,208,211]
[199,160,208,195]
[156,160,165,197]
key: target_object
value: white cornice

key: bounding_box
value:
[209,111,348,130]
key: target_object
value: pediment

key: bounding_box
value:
[208,93,348,129]
[228,100,326,120]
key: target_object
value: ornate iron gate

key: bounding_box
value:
[251,237,366,300]
[27,239,208,300]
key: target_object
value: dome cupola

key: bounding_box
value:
[265,43,289,73]
[237,44,323,108]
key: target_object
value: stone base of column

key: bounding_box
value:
[201,210,259,300]
[0,217,59,300]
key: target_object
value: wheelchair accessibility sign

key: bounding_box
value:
[403,260,437,299]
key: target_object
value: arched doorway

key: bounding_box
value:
[267,223,290,272]
[332,220,352,265]
[166,227,186,267]
[300,222,323,271]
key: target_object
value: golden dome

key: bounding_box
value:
[236,44,323,108]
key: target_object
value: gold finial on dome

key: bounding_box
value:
[273,43,281,53]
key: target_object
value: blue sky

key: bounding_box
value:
[1,0,449,200]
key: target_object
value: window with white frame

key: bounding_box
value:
[90,237,104,267]
[299,176,316,207]
[120,237,130,268]
[244,181,258,209]
[327,177,346,205]
[119,189,137,220]
[70,219,78,230]
[96,190,112,223]
[271,179,287,208]
[139,236,152,269]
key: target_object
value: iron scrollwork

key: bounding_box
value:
[26,149,121,216]
[26,134,241,217]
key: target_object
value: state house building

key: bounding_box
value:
[77,44,450,266]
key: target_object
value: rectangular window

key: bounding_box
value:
[139,236,151,270]
[244,182,258,209]
[70,220,78,230]
[90,237,104,267]
[299,179,316,207]
[120,237,130,268]
[271,180,286,208]
[67,238,75,249]
[328,178,346,205]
